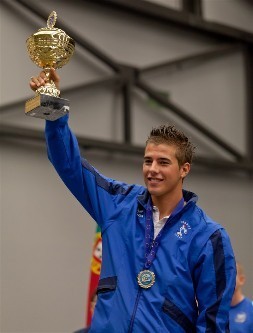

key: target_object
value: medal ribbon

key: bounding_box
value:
[144,197,185,269]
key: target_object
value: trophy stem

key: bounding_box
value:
[43,67,54,87]
[44,67,51,80]
[35,67,60,98]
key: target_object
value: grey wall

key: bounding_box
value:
[1,0,253,332]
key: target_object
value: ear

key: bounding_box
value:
[180,162,191,179]
[238,274,246,287]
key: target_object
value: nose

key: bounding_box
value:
[149,161,159,173]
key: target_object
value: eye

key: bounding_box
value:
[159,160,170,165]
[144,159,152,165]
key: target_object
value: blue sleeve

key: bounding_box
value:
[45,115,137,228]
[193,228,236,333]
[250,300,253,333]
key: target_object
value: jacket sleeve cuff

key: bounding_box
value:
[45,114,69,131]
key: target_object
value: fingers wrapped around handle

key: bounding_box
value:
[29,68,60,91]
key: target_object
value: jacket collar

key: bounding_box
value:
[137,189,198,209]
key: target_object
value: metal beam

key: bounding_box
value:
[119,65,139,144]
[140,43,242,74]
[1,0,251,170]
[1,124,252,173]
[244,46,253,160]
[182,0,202,17]
[0,76,121,115]
[122,83,132,144]
[85,0,253,44]
[136,79,245,161]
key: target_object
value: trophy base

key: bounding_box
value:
[25,94,69,121]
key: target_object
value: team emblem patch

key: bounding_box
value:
[235,312,246,323]
[175,221,191,239]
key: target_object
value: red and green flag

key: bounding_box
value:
[86,225,102,325]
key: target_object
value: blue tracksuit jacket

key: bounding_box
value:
[45,115,236,333]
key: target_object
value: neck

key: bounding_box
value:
[231,290,245,307]
[151,191,183,219]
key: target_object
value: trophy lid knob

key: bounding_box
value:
[47,11,57,29]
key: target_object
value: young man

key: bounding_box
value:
[30,69,236,333]
[229,262,253,333]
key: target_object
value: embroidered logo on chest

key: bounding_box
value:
[235,312,247,323]
[175,221,191,239]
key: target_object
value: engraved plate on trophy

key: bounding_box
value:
[25,11,75,121]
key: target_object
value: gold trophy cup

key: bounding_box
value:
[25,11,75,121]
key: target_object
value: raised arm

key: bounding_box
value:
[29,69,138,227]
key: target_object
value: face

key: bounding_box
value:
[143,143,190,202]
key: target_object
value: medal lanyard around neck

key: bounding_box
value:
[144,197,185,270]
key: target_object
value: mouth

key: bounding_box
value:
[147,177,163,183]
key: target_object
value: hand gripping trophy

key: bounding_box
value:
[25,11,75,121]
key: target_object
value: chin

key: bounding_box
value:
[148,189,160,196]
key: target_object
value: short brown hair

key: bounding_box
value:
[146,125,195,166]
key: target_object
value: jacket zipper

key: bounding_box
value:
[127,199,192,332]
[128,288,142,333]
